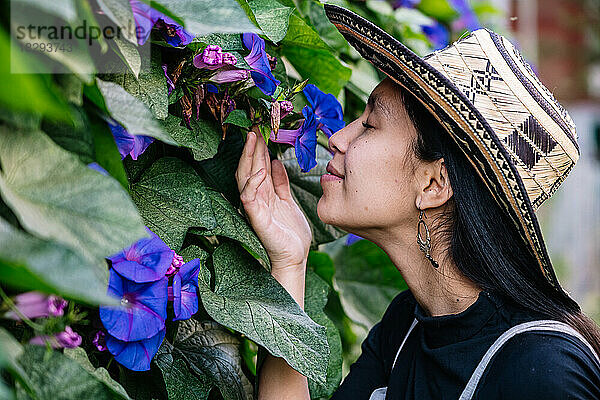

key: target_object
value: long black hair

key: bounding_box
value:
[397,83,600,356]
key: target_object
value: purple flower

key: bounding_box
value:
[449,0,480,32]
[108,119,154,161]
[4,292,67,320]
[303,84,345,138]
[105,329,165,371]
[162,64,175,95]
[270,106,318,172]
[172,259,201,321]
[242,33,281,96]
[93,331,107,352]
[211,68,250,84]
[422,22,449,50]
[391,0,420,9]
[206,84,219,93]
[30,326,82,349]
[130,0,194,46]
[193,45,238,70]
[108,230,173,283]
[280,101,294,119]
[99,268,168,342]
[345,234,364,246]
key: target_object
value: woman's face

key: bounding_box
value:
[317,78,420,234]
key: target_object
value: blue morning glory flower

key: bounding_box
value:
[303,84,345,138]
[172,258,201,321]
[108,230,174,283]
[242,33,281,96]
[270,106,318,172]
[422,22,449,50]
[345,233,364,246]
[105,329,166,371]
[108,118,154,161]
[130,0,194,46]
[99,268,168,342]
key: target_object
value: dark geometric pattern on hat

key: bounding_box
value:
[463,60,502,104]
[505,116,558,169]
[489,31,579,153]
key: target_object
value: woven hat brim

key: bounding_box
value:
[324,4,560,288]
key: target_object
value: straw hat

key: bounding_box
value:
[324,4,579,289]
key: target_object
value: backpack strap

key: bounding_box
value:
[458,319,600,400]
[391,318,418,371]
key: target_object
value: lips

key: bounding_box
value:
[325,162,344,179]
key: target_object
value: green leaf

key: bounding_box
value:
[152,0,259,36]
[247,0,294,43]
[297,0,349,53]
[55,74,84,106]
[113,37,142,78]
[162,320,254,400]
[160,115,221,161]
[96,0,138,44]
[0,328,35,398]
[332,239,408,329]
[64,347,130,399]
[190,188,270,269]
[280,14,351,95]
[307,251,335,288]
[96,78,174,144]
[198,242,329,385]
[41,105,95,164]
[130,157,217,250]
[16,0,77,21]
[417,0,457,22]
[304,270,342,398]
[193,33,245,52]
[17,345,127,399]
[280,147,346,248]
[155,341,212,400]
[0,218,115,306]
[223,109,252,129]
[89,107,130,190]
[0,126,147,264]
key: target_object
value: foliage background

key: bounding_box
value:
[0,0,504,398]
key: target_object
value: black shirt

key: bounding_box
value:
[331,290,600,399]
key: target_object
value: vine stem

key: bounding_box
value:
[0,286,45,331]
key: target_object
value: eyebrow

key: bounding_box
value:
[367,91,392,119]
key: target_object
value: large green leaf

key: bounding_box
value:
[155,341,212,400]
[190,188,270,269]
[304,270,342,398]
[332,239,408,329]
[153,0,259,36]
[130,157,217,250]
[96,0,138,44]
[160,115,221,161]
[0,219,114,305]
[96,78,175,144]
[297,0,349,53]
[102,51,169,120]
[0,126,147,264]
[15,0,77,21]
[159,320,254,400]
[198,242,329,386]
[247,0,294,43]
[280,14,351,96]
[64,347,130,400]
[280,147,345,248]
[0,328,35,398]
[17,345,128,399]
[41,105,95,164]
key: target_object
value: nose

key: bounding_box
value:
[328,118,359,154]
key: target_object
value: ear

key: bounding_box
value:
[415,158,453,210]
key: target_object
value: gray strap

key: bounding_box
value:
[458,320,600,400]
[392,318,418,371]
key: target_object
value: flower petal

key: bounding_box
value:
[105,329,166,371]
[111,235,172,283]
[242,33,280,96]
[295,107,318,172]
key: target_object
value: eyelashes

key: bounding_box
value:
[362,121,375,130]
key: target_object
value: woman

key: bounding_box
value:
[235,5,600,399]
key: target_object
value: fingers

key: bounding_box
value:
[240,167,267,207]
[250,130,267,176]
[236,131,257,192]
[271,159,292,200]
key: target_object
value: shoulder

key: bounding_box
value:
[477,329,600,399]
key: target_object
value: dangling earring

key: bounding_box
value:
[416,209,440,269]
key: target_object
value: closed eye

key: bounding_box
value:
[362,121,375,130]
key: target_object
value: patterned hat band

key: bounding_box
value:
[324,4,580,289]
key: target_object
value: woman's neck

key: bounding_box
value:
[368,225,481,317]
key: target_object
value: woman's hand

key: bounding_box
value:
[235,129,312,270]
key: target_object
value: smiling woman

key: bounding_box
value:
[235,4,600,400]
